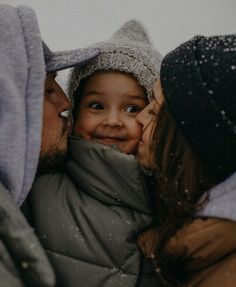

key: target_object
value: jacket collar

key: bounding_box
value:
[66,136,151,214]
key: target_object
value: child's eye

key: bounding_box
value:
[89,102,104,110]
[124,105,142,113]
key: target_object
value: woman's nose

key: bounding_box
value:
[136,107,146,126]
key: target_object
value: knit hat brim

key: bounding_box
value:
[68,20,162,102]
[43,42,100,72]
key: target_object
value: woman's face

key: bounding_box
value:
[136,78,164,168]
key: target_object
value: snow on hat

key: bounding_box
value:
[160,34,236,180]
[68,20,162,102]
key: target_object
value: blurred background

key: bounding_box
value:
[1,0,236,89]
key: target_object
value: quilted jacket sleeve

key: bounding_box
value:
[0,181,55,287]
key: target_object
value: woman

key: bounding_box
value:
[136,34,236,286]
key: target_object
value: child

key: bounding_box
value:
[29,20,162,287]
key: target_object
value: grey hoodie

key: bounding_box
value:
[0,4,45,206]
[0,4,100,286]
[0,5,99,206]
[0,4,56,287]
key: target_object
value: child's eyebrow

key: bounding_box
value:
[82,92,147,101]
[83,91,103,97]
[124,94,147,101]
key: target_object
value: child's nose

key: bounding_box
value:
[102,111,123,128]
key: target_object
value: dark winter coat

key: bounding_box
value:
[29,137,160,287]
[140,217,236,286]
[139,172,236,287]
[170,217,236,287]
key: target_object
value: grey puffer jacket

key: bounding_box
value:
[0,4,44,206]
[29,137,158,287]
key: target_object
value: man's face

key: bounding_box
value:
[38,73,70,174]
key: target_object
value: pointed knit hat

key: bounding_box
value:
[68,20,162,102]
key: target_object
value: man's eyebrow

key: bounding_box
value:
[48,71,57,78]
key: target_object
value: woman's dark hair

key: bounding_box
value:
[151,101,219,285]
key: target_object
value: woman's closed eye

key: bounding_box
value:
[148,101,159,116]
[148,108,156,116]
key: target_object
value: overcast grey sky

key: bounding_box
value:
[2,0,236,54]
[1,0,236,88]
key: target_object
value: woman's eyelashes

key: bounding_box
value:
[148,101,159,116]
[148,108,156,116]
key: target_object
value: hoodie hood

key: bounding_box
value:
[0,5,45,206]
[0,4,100,206]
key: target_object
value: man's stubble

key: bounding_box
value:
[37,118,70,175]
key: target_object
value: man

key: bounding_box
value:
[37,71,71,175]
[0,4,99,286]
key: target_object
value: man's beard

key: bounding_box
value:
[37,147,68,176]
[37,118,71,175]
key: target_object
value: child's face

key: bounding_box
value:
[74,71,148,154]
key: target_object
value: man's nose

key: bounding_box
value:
[56,84,70,111]
[60,94,70,110]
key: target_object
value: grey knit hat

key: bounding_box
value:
[68,20,162,102]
